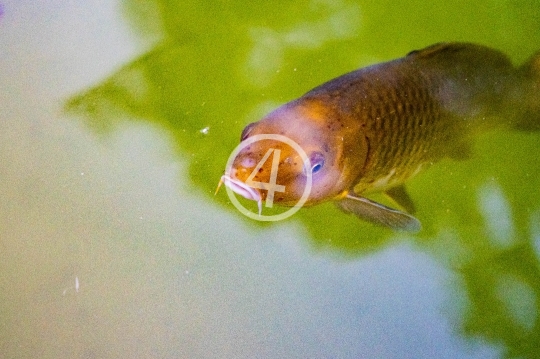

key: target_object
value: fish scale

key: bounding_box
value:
[358,75,443,189]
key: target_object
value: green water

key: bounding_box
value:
[2,0,540,358]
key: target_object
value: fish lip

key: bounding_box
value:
[219,175,263,215]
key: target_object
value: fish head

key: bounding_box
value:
[223,99,367,209]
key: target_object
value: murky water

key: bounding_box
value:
[2,0,540,358]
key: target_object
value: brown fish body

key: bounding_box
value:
[222,43,540,231]
[299,43,518,193]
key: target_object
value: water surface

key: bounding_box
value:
[1,0,540,358]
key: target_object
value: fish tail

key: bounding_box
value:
[511,50,540,131]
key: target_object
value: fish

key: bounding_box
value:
[218,43,540,232]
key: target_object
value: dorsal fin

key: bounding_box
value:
[407,42,466,59]
[384,185,416,214]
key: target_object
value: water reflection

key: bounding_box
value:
[246,0,361,86]
[64,0,540,357]
[478,182,515,248]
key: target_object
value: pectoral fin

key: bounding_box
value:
[385,185,416,214]
[447,140,472,160]
[336,193,421,232]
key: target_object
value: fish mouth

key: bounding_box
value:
[216,175,262,215]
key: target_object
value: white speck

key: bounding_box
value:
[80,172,84,176]
[199,126,210,135]
[62,276,80,296]
[293,68,297,71]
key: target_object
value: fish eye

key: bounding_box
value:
[308,152,325,175]
[240,123,256,141]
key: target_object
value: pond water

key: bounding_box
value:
[2,0,540,358]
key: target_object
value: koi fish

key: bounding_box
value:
[218,43,540,231]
